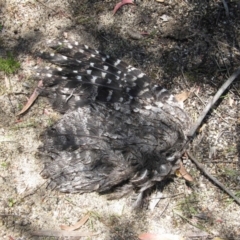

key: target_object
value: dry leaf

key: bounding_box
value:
[31,230,97,237]
[139,233,184,240]
[17,80,43,116]
[175,161,193,181]
[60,213,90,231]
[113,0,134,15]
[175,91,191,103]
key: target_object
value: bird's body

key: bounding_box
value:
[36,40,189,204]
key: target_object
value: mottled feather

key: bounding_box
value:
[36,40,189,205]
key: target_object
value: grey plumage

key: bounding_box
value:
[36,40,189,205]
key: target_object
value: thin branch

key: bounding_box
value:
[187,151,240,206]
[222,0,229,17]
[187,68,240,137]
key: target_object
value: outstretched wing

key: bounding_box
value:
[35,40,153,113]
[35,40,189,203]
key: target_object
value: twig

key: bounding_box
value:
[221,0,229,17]
[187,151,240,206]
[187,68,240,137]
[159,201,169,217]
[173,210,209,233]
[35,0,57,13]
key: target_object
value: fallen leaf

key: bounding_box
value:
[113,0,134,15]
[139,233,184,240]
[17,80,43,116]
[175,91,191,103]
[175,161,193,181]
[31,230,98,237]
[60,213,90,231]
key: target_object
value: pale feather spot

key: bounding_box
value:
[114,102,121,110]
[107,90,113,101]
[159,88,167,93]
[114,59,121,66]
[50,53,55,57]
[68,44,73,49]
[87,70,92,75]
[91,54,95,57]
[102,57,106,61]
[76,76,82,81]
[139,88,149,96]
[74,41,79,45]
[119,97,123,102]
[90,62,95,67]
[117,71,121,74]
[61,76,67,80]
[101,72,107,78]
[62,55,68,60]
[103,65,109,70]
[138,73,145,78]
[57,67,63,71]
[79,49,84,53]
[84,45,89,49]
[91,76,97,83]
[46,73,52,78]
[73,70,78,73]
[107,79,112,84]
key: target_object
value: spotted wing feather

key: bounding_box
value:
[36,40,152,113]
[36,40,190,203]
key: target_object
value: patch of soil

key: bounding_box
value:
[0,0,240,239]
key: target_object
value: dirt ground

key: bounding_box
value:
[0,0,240,239]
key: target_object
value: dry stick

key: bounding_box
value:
[187,152,240,205]
[186,68,240,206]
[187,67,240,137]
[221,0,229,17]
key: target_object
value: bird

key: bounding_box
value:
[32,39,190,207]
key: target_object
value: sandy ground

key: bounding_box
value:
[0,0,240,239]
